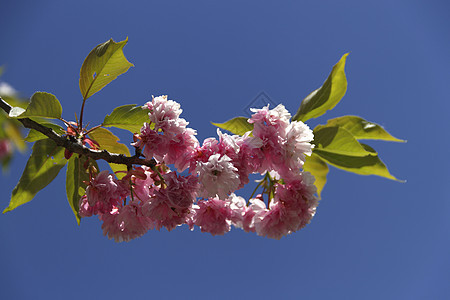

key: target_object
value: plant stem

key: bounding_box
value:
[249,173,269,200]
[79,98,87,130]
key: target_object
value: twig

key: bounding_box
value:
[0,97,156,168]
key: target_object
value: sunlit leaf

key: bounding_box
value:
[303,153,329,198]
[3,139,67,213]
[66,155,97,225]
[4,121,26,152]
[313,125,373,157]
[25,123,65,142]
[324,115,405,142]
[79,38,133,100]
[293,53,349,122]
[314,144,403,181]
[211,117,253,136]
[102,104,149,133]
[9,92,62,119]
[88,127,130,178]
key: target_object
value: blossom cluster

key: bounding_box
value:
[80,95,318,241]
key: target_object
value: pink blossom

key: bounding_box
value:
[78,195,93,218]
[227,194,247,228]
[185,205,197,231]
[85,171,126,215]
[145,95,190,138]
[190,130,259,189]
[135,123,167,161]
[254,200,290,240]
[279,121,314,177]
[246,104,315,180]
[249,104,291,141]
[192,198,232,235]
[188,137,220,172]
[233,133,264,186]
[254,173,319,239]
[101,201,154,242]
[135,96,198,171]
[146,95,183,127]
[141,179,194,232]
[132,166,157,202]
[226,194,267,233]
[195,153,240,199]
[247,105,289,174]
[241,198,267,233]
[216,129,240,160]
[162,172,199,209]
[99,207,121,240]
[164,128,199,171]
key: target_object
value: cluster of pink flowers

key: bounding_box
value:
[80,95,318,242]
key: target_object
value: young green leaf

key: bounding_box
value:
[292,53,349,122]
[88,127,130,178]
[25,123,65,142]
[103,104,150,133]
[313,125,373,157]
[9,92,62,119]
[323,115,405,142]
[66,155,97,225]
[314,144,403,181]
[303,153,329,199]
[3,139,67,213]
[79,38,133,100]
[211,117,253,136]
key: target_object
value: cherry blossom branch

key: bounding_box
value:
[0,97,156,168]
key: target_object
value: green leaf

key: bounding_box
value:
[25,123,65,142]
[9,92,63,119]
[1,154,12,173]
[3,139,67,213]
[211,117,253,136]
[303,153,329,199]
[88,127,130,155]
[103,104,150,133]
[79,38,133,100]
[88,127,130,178]
[314,143,403,181]
[313,125,373,157]
[293,53,349,122]
[4,121,26,152]
[324,115,405,142]
[66,155,97,225]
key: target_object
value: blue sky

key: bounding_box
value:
[1,1,449,299]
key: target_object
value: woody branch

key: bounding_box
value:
[0,97,156,168]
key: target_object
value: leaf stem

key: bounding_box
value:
[249,173,269,200]
[85,124,103,136]
[59,118,72,127]
[79,98,87,130]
